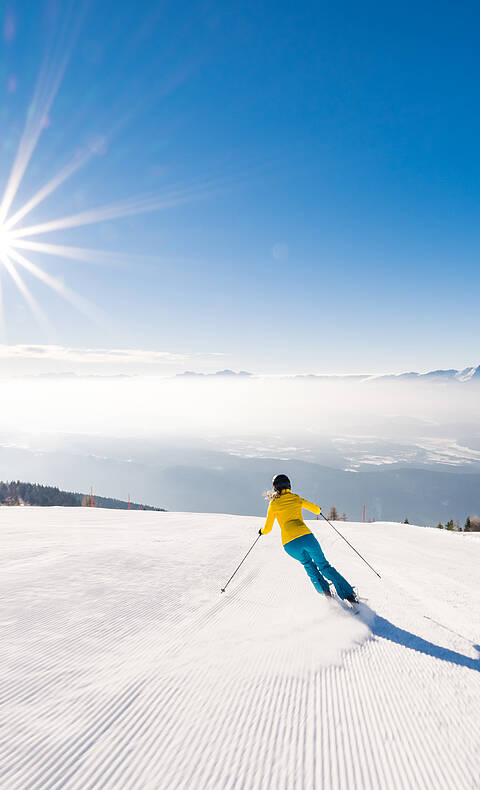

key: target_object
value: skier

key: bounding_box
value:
[259,474,357,603]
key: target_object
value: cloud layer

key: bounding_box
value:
[0,344,227,376]
[0,344,186,363]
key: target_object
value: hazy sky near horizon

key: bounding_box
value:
[1,1,480,376]
[3,376,480,445]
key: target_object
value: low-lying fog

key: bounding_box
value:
[1,376,479,523]
[2,375,480,439]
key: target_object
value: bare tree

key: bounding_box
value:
[466,515,480,532]
[327,505,339,521]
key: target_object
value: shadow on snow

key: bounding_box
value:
[360,604,480,672]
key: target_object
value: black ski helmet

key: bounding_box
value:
[272,473,291,493]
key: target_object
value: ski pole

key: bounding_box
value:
[320,512,381,578]
[220,534,262,593]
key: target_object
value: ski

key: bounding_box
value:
[328,585,361,615]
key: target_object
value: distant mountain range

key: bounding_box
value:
[174,365,480,382]
[176,369,252,378]
[294,365,480,383]
[368,365,480,383]
[15,365,480,382]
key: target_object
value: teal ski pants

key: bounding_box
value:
[283,533,354,599]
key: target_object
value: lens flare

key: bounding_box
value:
[0,4,214,331]
[0,224,14,259]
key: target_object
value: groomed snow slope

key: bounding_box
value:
[1,508,479,790]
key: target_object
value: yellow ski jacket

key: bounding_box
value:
[260,489,321,545]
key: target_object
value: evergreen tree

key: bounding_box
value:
[404,518,409,524]
[464,517,471,532]
[0,480,165,511]
[437,522,443,529]
[445,519,454,531]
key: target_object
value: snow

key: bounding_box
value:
[1,508,479,789]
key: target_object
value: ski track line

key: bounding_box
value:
[255,648,297,789]
[349,637,478,789]
[3,592,238,789]
[127,648,252,786]
[48,586,265,789]
[2,515,480,790]
[1,585,230,783]
[158,596,300,786]
[209,635,286,788]
[137,613,271,788]
[168,591,281,789]
[341,649,389,790]
[5,605,480,790]
[2,608,203,774]
[217,664,277,788]
[23,679,148,783]
[14,681,147,790]
[181,612,268,787]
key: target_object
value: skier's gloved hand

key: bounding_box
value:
[258,529,263,536]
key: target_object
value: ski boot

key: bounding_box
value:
[345,586,359,605]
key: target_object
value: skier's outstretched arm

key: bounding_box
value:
[301,498,321,516]
[259,502,275,535]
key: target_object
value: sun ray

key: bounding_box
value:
[8,182,214,240]
[11,239,124,268]
[0,273,6,343]
[0,0,223,334]
[7,248,102,324]
[0,2,85,224]
[4,148,93,231]
[1,255,51,330]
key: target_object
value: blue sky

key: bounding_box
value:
[1,0,479,375]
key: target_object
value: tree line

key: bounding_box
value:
[324,504,480,531]
[437,516,480,532]
[0,481,164,511]
[0,481,78,507]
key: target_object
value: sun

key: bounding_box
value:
[0,11,213,334]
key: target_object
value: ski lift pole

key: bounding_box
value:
[220,534,262,593]
[320,513,381,579]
